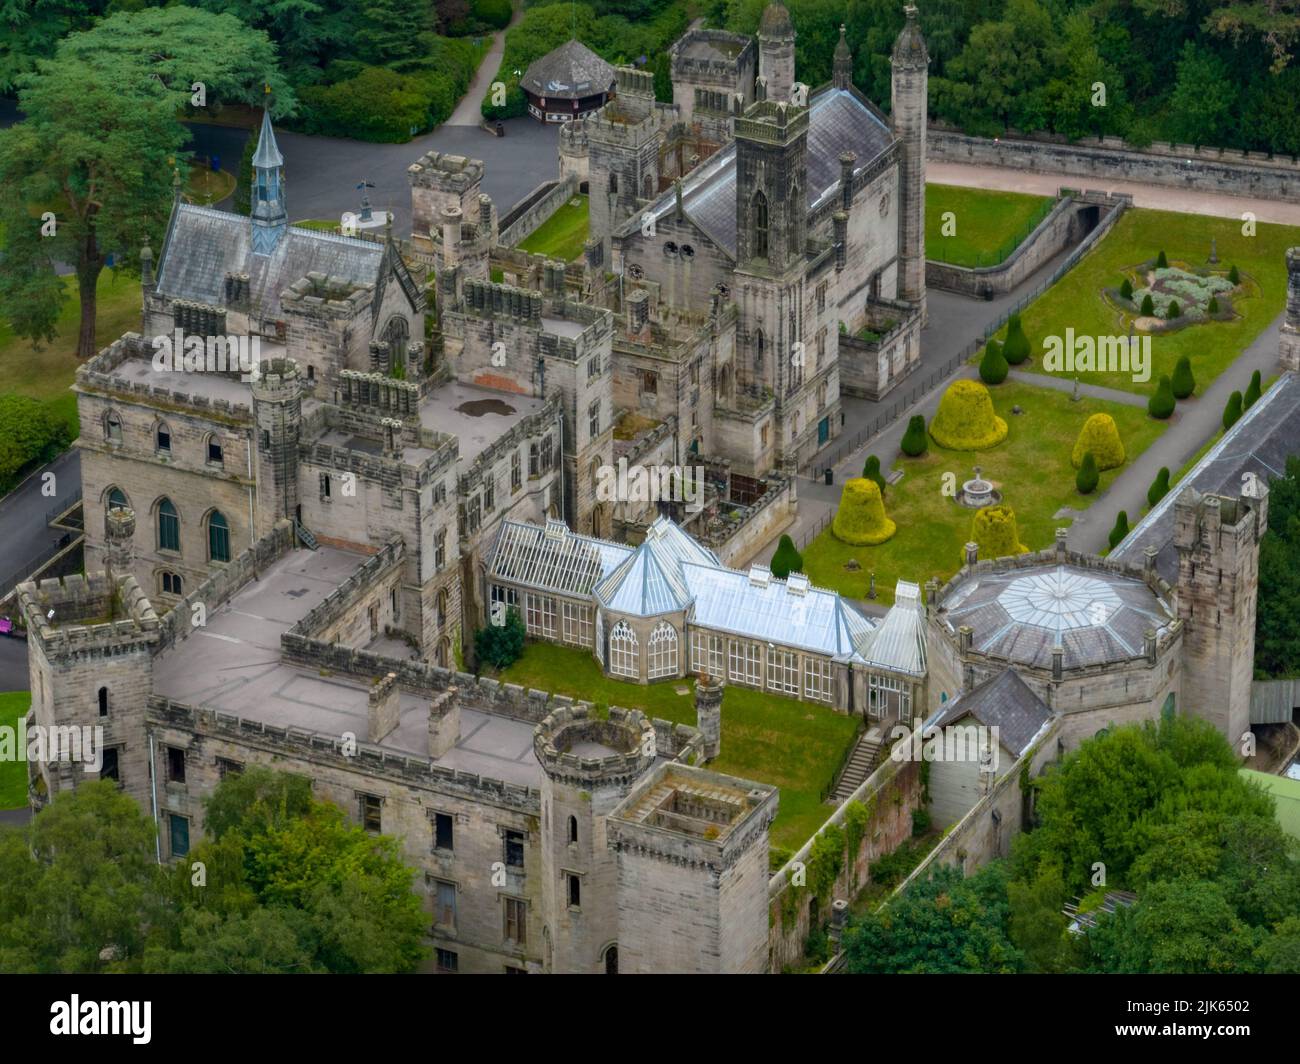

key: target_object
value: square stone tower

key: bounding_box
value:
[1173,484,1267,746]
[606,763,777,974]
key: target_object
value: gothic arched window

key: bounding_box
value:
[207,510,230,563]
[754,327,766,373]
[609,620,638,678]
[383,315,410,369]
[752,190,769,259]
[647,621,678,679]
[157,498,180,552]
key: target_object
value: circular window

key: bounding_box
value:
[715,282,729,298]
[663,241,679,257]
[680,244,695,260]
[628,263,644,280]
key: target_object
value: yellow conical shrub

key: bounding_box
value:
[832,477,897,545]
[929,380,1009,451]
[967,504,1029,563]
[1071,413,1126,470]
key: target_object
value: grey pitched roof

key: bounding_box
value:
[1113,371,1300,583]
[929,669,1051,758]
[522,39,615,99]
[939,563,1174,671]
[252,109,283,169]
[154,205,384,319]
[630,87,894,257]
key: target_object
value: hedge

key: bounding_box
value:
[929,380,1008,451]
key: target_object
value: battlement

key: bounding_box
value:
[288,536,405,643]
[457,392,562,482]
[559,120,588,156]
[462,278,545,323]
[338,368,421,416]
[670,29,756,78]
[1173,485,1265,548]
[586,100,672,147]
[735,99,808,145]
[408,151,485,193]
[614,66,655,98]
[18,571,160,655]
[533,704,657,787]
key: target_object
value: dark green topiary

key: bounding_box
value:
[1119,277,1134,301]
[1244,369,1262,409]
[1002,314,1031,365]
[979,339,1009,384]
[1166,299,1181,319]
[1140,294,1155,316]
[1228,264,1240,284]
[1075,451,1099,495]
[1147,375,1176,419]
[1223,390,1243,430]
[862,454,887,496]
[770,533,804,580]
[900,415,928,457]
[1156,250,1168,268]
[1147,467,1171,508]
[1207,295,1220,315]
[475,606,525,669]
[1108,510,1130,550]
[1171,355,1195,399]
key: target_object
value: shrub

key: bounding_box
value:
[1207,295,1220,314]
[911,809,931,837]
[1076,450,1097,494]
[475,606,525,668]
[1171,355,1195,399]
[1139,294,1154,316]
[1147,375,1176,419]
[929,380,1009,451]
[1229,264,1240,284]
[1156,250,1168,268]
[1223,390,1243,430]
[900,415,928,457]
[1071,413,1125,469]
[0,395,71,494]
[979,339,1009,384]
[300,67,436,142]
[969,504,1029,562]
[1108,510,1130,550]
[862,454,887,496]
[1147,467,1171,508]
[1166,299,1181,319]
[1002,313,1031,364]
[233,132,255,217]
[471,0,512,29]
[770,534,803,579]
[831,478,897,546]
[1119,277,1133,301]
[1244,369,1262,409]
[1075,451,1099,494]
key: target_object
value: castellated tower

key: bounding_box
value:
[1280,247,1300,372]
[734,99,809,273]
[1173,483,1268,746]
[891,4,929,326]
[606,763,778,973]
[18,519,161,812]
[756,3,796,104]
[533,705,657,974]
[587,67,664,267]
[252,357,303,537]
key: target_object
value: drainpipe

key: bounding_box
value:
[148,732,162,865]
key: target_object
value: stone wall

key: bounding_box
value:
[702,474,795,568]
[929,128,1300,201]
[498,176,579,249]
[288,537,406,647]
[837,300,922,402]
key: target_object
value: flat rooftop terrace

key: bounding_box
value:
[419,379,549,464]
[541,315,585,339]
[107,355,257,406]
[152,545,541,787]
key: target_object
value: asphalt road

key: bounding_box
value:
[0,449,81,591]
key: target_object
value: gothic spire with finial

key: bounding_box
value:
[251,90,287,256]
[833,24,854,90]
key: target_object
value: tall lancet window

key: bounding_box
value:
[752,190,769,259]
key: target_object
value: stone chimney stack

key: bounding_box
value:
[428,688,460,759]
[695,675,723,760]
[441,205,462,270]
[1055,527,1069,557]
[368,672,401,744]
[964,541,979,568]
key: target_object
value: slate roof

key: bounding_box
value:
[928,669,1052,758]
[1113,372,1300,584]
[251,108,283,169]
[940,563,1174,670]
[630,86,894,257]
[153,205,386,319]
[522,39,615,99]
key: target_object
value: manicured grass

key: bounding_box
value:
[183,167,236,207]
[516,196,589,262]
[925,183,1053,268]
[0,691,31,809]
[493,641,861,850]
[292,218,341,232]
[803,379,1169,605]
[999,208,1300,396]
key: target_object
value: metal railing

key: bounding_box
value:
[0,535,78,602]
[45,489,83,530]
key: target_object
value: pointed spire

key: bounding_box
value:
[252,106,283,170]
[250,95,287,256]
[833,24,854,89]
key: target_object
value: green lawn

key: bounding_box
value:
[804,379,1169,605]
[0,691,31,810]
[998,208,1300,396]
[493,641,861,850]
[292,218,340,232]
[925,183,1053,268]
[516,196,589,262]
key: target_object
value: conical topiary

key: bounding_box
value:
[929,380,1009,451]
[979,339,1009,384]
[862,454,887,496]
[1071,413,1126,469]
[1207,295,1220,315]
[1108,510,1130,550]
[1228,264,1240,284]
[1223,390,1243,430]
[1171,355,1195,399]
[1076,451,1099,495]
[1147,375,1176,419]
[831,477,897,546]
[770,533,803,579]
[1119,277,1133,301]
[1156,250,1168,268]
[1002,313,1031,365]
[900,414,928,457]
[1166,299,1181,320]
[1140,294,1155,316]
[1244,369,1262,409]
[1147,467,1171,508]
[968,504,1029,563]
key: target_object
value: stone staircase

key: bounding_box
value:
[828,726,886,804]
